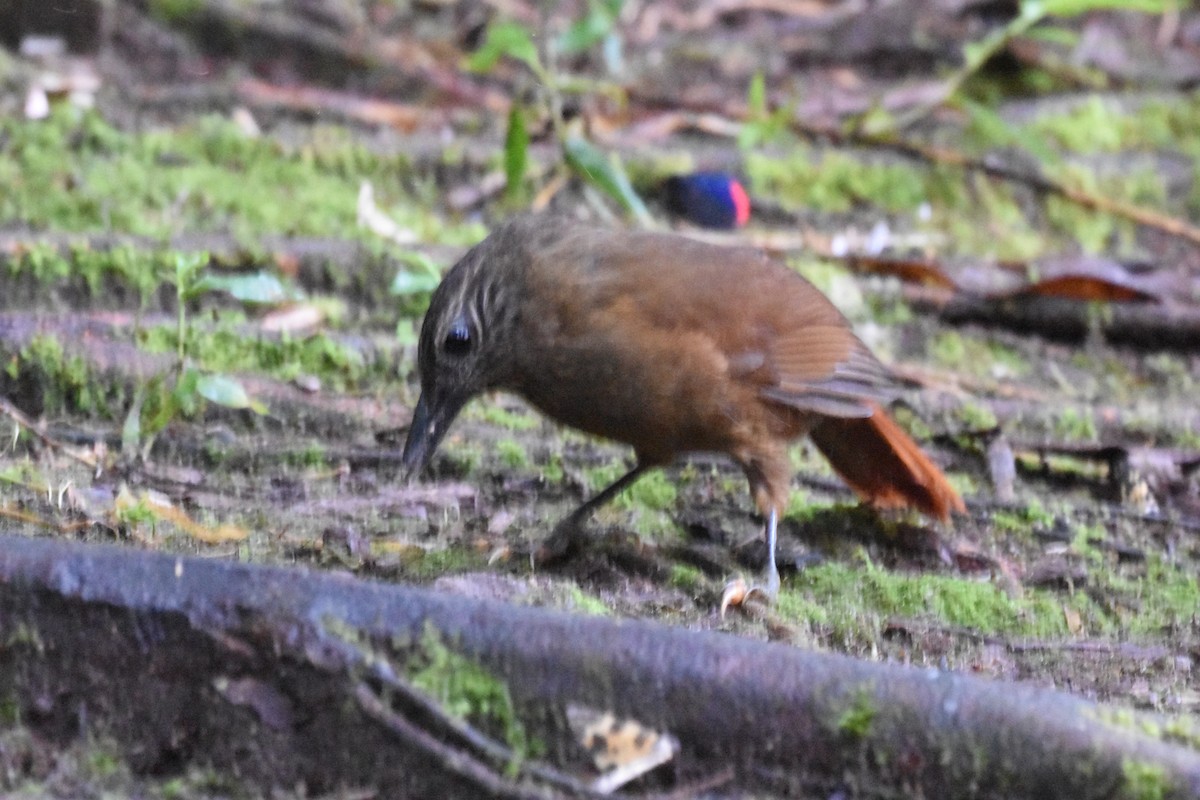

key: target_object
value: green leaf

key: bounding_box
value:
[173,252,208,294]
[504,104,529,197]
[1022,25,1078,46]
[738,123,762,151]
[395,318,419,346]
[562,136,650,223]
[1017,0,1046,21]
[173,368,202,416]
[196,373,267,414]
[739,73,790,149]
[194,272,304,305]
[390,251,442,296]
[961,38,994,71]
[397,250,442,275]
[1036,0,1166,15]
[121,383,145,455]
[390,270,442,296]
[559,4,615,54]
[467,22,541,73]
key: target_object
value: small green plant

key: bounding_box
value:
[503,105,529,201]
[957,401,999,431]
[466,8,650,222]
[541,453,565,483]
[892,0,1172,134]
[389,250,444,316]
[738,72,794,151]
[991,498,1055,535]
[149,0,203,24]
[562,584,612,616]
[123,253,271,458]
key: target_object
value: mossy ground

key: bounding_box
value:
[1,76,1196,679]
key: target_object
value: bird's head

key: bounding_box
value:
[401,221,528,476]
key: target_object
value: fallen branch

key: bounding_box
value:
[865,136,1200,249]
[0,394,100,470]
[935,292,1200,349]
[0,535,1196,798]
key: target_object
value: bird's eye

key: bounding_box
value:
[443,322,472,356]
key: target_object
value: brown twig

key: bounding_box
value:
[354,682,583,800]
[860,135,1200,248]
[0,396,100,471]
[0,503,92,534]
[355,652,604,797]
[780,115,1200,248]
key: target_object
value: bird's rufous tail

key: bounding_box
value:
[808,402,964,521]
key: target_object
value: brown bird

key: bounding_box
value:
[402,215,964,601]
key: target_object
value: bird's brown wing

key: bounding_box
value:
[585,231,897,418]
[762,322,896,418]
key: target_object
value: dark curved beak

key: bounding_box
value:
[401,391,467,478]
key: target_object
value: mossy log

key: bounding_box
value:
[0,534,1195,798]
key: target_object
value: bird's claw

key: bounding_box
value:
[532,517,586,567]
[719,576,778,617]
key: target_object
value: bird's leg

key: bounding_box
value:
[720,508,781,614]
[722,452,790,613]
[535,462,651,565]
[760,508,781,597]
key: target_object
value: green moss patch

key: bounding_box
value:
[0,109,483,245]
[746,150,930,214]
[407,625,537,770]
[928,330,1029,380]
[5,333,124,417]
[137,324,384,392]
[777,557,1078,640]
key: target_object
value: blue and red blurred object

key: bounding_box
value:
[661,173,751,229]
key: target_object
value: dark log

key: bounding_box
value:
[0,535,1196,798]
[937,293,1200,350]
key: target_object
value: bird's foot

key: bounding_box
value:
[721,507,783,616]
[532,463,648,567]
[532,516,588,567]
[719,563,780,617]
